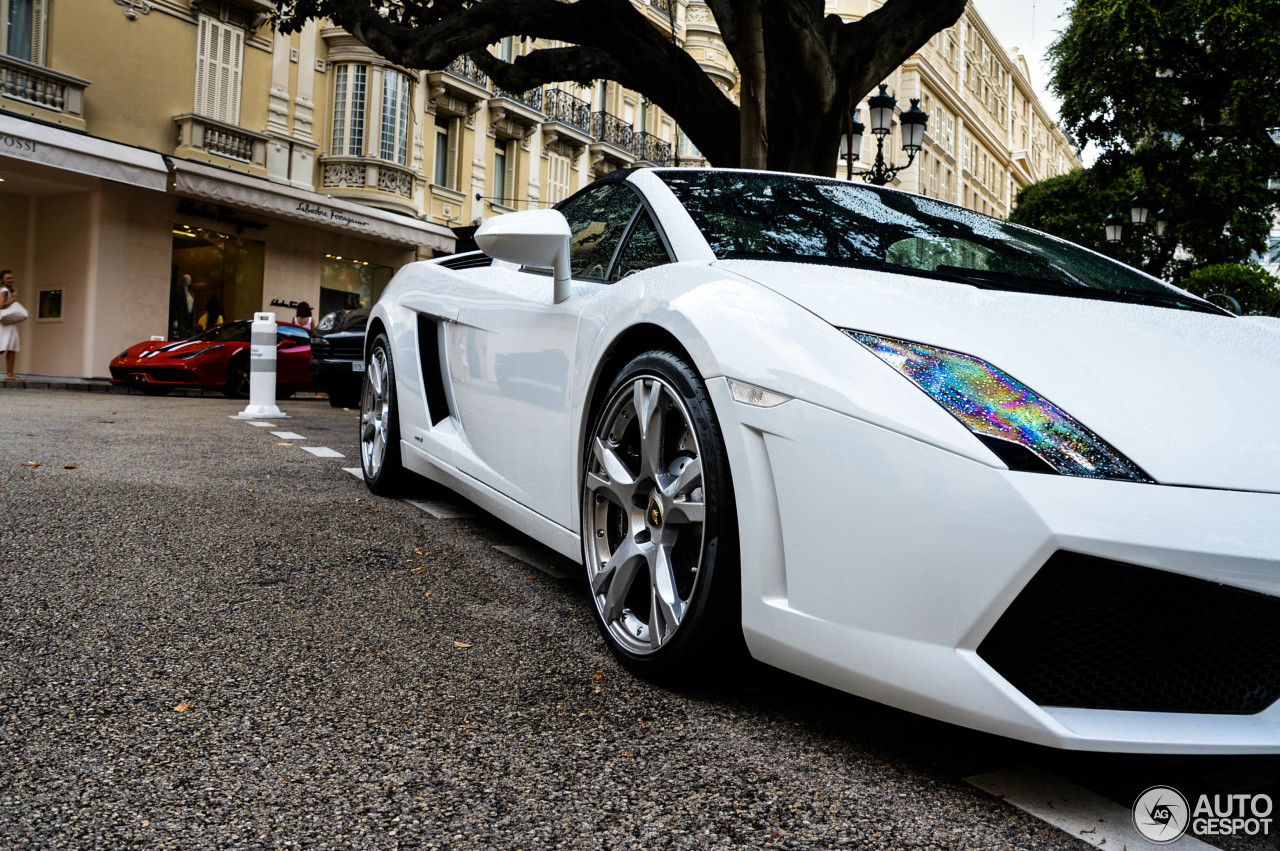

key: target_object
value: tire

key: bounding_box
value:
[328,390,360,408]
[581,350,741,680]
[222,352,250,399]
[360,333,408,495]
[139,384,172,396]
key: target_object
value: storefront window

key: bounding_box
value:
[169,225,265,340]
[319,254,393,323]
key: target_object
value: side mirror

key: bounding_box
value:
[475,209,573,303]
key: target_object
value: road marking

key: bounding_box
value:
[271,431,306,440]
[233,419,277,427]
[343,467,363,478]
[966,765,1220,850]
[493,544,577,580]
[302,446,344,458]
[405,498,475,520]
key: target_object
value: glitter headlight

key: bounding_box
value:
[845,331,1152,482]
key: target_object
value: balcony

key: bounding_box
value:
[0,54,89,130]
[318,155,419,216]
[589,110,636,176]
[489,87,544,136]
[634,131,673,166]
[541,89,594,157]
[174,113,269,175]
[428,56,491,111]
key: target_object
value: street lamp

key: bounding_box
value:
[845,84,929,186]
[1129,194,1150,226]
[1104,213,1125,244]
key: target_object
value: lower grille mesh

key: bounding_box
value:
[978,551,1280,714]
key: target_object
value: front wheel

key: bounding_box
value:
[222,352,250,399]
[581,351,740,680]
[360,333,408,495]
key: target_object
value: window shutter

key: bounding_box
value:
[445,117,459,190]
[194,16,210,116]
[30,0,47,65]
[194,16,243,124]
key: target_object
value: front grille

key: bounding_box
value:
[978,551,1280,714]
[312,334,362,361]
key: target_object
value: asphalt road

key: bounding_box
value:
[2,388,1277,850]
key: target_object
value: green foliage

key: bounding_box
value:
[1180,263,1280,315]
[1048,0,1280,273]
[1010,170,1136,254]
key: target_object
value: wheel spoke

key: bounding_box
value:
[591,437,637,504]
[369,353,385,396]
[663,456,701,499]
[648,544,683,648]
[596,536,646,621]
[633,379,666,480]
[360,412,377,442]
[665,499,704,526]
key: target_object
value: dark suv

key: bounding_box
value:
[309,307,369,407]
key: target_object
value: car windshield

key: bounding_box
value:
[658,170,1220,313]
[186,322,250,343]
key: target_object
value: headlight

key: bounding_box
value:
[317,312,338,331]
[846,330,1152,482]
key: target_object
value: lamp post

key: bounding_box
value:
[842,84,928,186]
[1104,196,1171,273]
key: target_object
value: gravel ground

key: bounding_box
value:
[0,389,1273,850]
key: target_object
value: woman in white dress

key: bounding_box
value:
[0,270,20,381]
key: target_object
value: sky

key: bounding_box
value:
[970,0,1073,124]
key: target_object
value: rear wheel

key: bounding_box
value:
[360,333,408,495]
[581,350,740,680]
[222,352,250,399]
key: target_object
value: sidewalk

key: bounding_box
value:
[0,374,327,399]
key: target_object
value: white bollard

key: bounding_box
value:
[235,312,288,419]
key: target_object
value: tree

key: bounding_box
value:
[1181,263,1280,315]
[1047,0,1280,276]
[271,0,966,175]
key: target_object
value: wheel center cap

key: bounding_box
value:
[647,495,664,529]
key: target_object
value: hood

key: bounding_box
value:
[128,340,225,359]
[720,260,1280,494]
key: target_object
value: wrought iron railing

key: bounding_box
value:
[591,111,635,152]
[649,0,676,16]
[495,87,543,111]
[634,131,673,166]
[445,56,488,87]
[543,88,592,133]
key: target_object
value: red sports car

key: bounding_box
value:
[109,321,316,398]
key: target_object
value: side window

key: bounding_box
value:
[277,326,310,346]
[612,212,671,280]
[557,184,639,281]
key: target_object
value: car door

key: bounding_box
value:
[275,324,312,387]
[445,182,657,528]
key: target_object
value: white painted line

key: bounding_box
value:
[232,419,277,427]
[966,765,1220,851]
[302,446,345,458]
[493,544,577,580]
[343,467,363,478]
[405,498,474,520]
[271,431,306,440]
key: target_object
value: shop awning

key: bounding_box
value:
[0,114,169,191]
[165,158,454,251]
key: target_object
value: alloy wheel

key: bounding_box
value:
[361,346,391,479]
[583,375,707,655]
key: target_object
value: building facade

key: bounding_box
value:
[1,0,1068,379]
[834,1,1080,216]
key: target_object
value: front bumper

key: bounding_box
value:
[711,378,1280,753]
